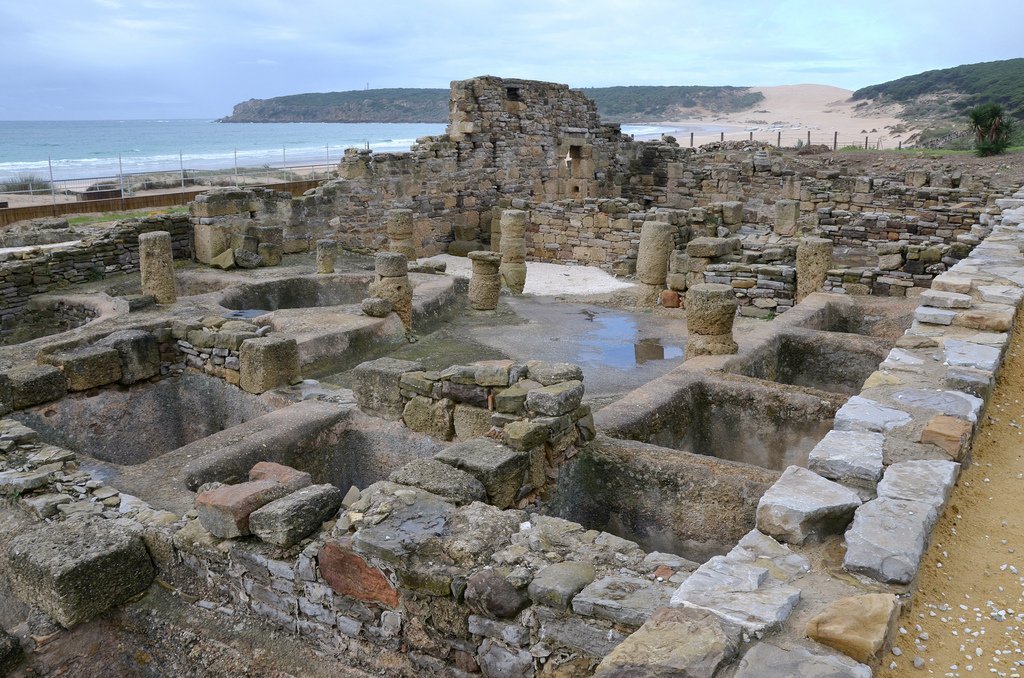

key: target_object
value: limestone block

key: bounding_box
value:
[249,461,311,490]
[249,484,345,547]
[193,221,232,264]
[806,430,884,489]
[805,593,899,664]
[195,480,292,538]
[0,468,53,494]
[914,306,956,325]
[796,237,833,303]
[233,247,262,268]
[361,296,392,317]
[257,243,282,267]
[238,336,300,394]
[368,275,412,329]
[40,346,121,392]
[468,250,502,310]
[139,230,177,304]
[920,415,972,459]
[756,466,862,545]
[465,568,530,619]
[833,396,911,433]
[526,361,583,385]
[96,329,160,385]
[477,639,534,677]
[686,283,738,358]
[686,237,735,259]
[635,221,676,286]
[954,306,1013,332]
[525,379,584,416]
[245,224,283,247]
[528,561,596,611]
[351,357,424,419]
[669,556,801,634]
[921,289,972,309]
[978,285,1024,306]
[734,642,871,678]
[774,200,800,236]
[6,364,66,409]
[499,237,527,264]
[876,459,959,523]
[572,575,674,627]
[453,403,493,439]
[434,438,529,509]
[877,253,903,271]
[944,338,1000,372]
[494,379,541,414]
[720,201,744,225]
[905,170,928,187]
[594,607,741,678]
[499,209,528,239]
[499,262,526,295]
[932,274,973,294]
[375,252,408,278]
[210,248,235,269]
[402,395,455,440]
[318,537,399,608]
[666,272,688,292]
[4,518,155,628]
[502,419,548,450]
[388,459,486,506]
[315,239,336,274]
[843,497,933,584]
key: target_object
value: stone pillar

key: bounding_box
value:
[386,209,416,262]
[686,283,738,358]
[139,231,176,304]
[499,209,528,295]
[316,239,336,274]
[468,251,501,310]
[490,206,503,253]
[369,252,413,330]
[796,237,834,303]
[774,200,800,236]
[636,221,676,296]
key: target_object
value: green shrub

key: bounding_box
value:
[969,103,1015,156]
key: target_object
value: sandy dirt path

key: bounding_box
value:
[879,319,1024,677]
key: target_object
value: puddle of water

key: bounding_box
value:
[576,311,683,369]
[224,309,270,320]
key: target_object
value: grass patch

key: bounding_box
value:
[66,206,188,227]
[0,173,51,195]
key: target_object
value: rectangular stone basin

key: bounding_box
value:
[13,372,275,465]
[595,371,847,471]
[790,295,916,341]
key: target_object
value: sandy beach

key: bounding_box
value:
[642,84,916,151]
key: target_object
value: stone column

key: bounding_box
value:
[468,251,501,310]
[499,209,528,295]
[636,221,676,304]
[490,206,503,253]
[686,283,738,358]
[386,209,416,262]
[369,252,413,330]
[139,231,176,304]
[316,239,336,274]
[796,237,834,303]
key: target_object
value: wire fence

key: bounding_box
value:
[674,128,905,151]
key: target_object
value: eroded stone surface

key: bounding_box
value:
[756,466,862,545]
[834,396,912,433]
[572,574,674,627]
[388,458,487,506]
[843,497,934,584]
[249,484,344,547]
[733,642,872,678]
[804,593,899,664]
[806,430,884,489]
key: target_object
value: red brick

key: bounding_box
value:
[194,480,291,538]
[249,461,312,490]
[318,537,399,608]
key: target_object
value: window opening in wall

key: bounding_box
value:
[565,145,583,169]
[506,87,521,101]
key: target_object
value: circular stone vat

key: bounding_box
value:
[218,274,372,311]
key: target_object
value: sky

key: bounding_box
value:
[1,0,1021,120]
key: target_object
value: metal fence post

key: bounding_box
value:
[777,131,781,148]
[833,132,838,151]
[690,132,694,147]
[48,156,57,215]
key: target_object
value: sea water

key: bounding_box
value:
[0,119,687,181]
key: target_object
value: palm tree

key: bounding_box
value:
[968,103,1014,156]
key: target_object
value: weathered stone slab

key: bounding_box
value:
[807,430,884,489]
[5,518,155,627]
[0,468,53,494]
[249,484,344,547]
[843,497,933,584]
[402,395,454,440]
[891,388,984,423]
[914,306,956,325]
[388,458,486,506]
[96,330,160,385]
[536,607,626,658]
[978,285,1023,306]
[468,614,529,646]
[194,479,292,538]
[687,237,735,258]
[351,357,424,419]
[528,561,596,611]
[594,607,741,678]
[834,396,912,433]
[248,461,311,490]
[733,642,872,678]
[525,379,584,416]
[41,346,122,391]
[6,364,66,409]
[727,530,810,581]
[572,574,674,627]
[477,638,535,677]
[239,336,300,394]
[494,379,540,413]
[670,556,801,634]
[804,593,899,665]
[756,466,862,545]
[944,338,1000,372]
[876,459,959,523]
[434,438,528,509]
[880,348,924,370]
[465,568,530,619]
[931,274,973,294]
[921,289,972,309]
[525,360,583,386]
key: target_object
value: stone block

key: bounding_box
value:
[453,403,493,439]
[249,484,344,548]
[5,518,155,628]
[529,561,596,611]
[502,419,548,450]
[193,221,232,264]
[318,537,399,608]
[239,336,300,394]
[595,607,741,678]
[434,438,529,509]
[774,200,800,236]
[0,468,53,494]
[843,497,933,584]
[686,237,735,258]
[194,480,292,538]
[41,345,122,391]
[525,379,584,416]
[388,458,486,506]
[915,306,956,325]
[465,568,530,619]
[733,642,871,678]
[257,243,282,267]
[978,285,1024,306]
[537,607,627,658]
[477,638,534,678]
[494,379,540,413]
[834,396,911,433]
[806,430,884,489]
[5,364,66,409]
[920,415,972,459]
[876,459,959,523]
[96,330,160,385]
[375,252,408,278]
[921,289,972,309]
[805,593,899,664]
[351,357,424,419]
[756,466,862,545]
[944,338,1000,372]
[572,575,674,627]
[525,361,583,386]
[402,396,454,440]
